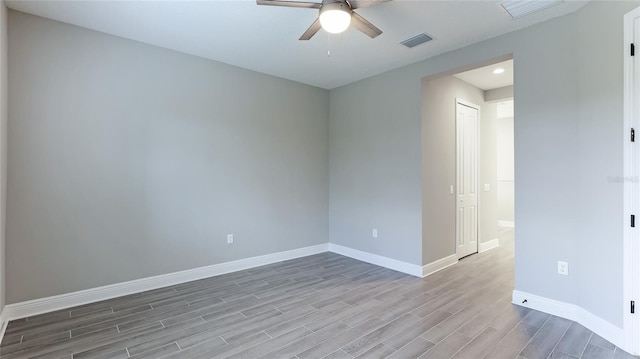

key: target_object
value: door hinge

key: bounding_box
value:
[631,215,635,227]
[632,43,635,56]
[631,128,635,142]
[632,301,635,314]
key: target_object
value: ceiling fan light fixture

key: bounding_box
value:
[319,2,352,34]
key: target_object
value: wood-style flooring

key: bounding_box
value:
[1,230,637,359]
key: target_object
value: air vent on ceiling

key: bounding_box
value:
[501,0,563,18]
[400,33,433,49]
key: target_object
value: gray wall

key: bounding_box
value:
[329,1,637,326]
[329,74,422,265]
[7,11,329,303]
[480,99,498,244]
[574,2,630,326]
[0,2,6,314]
[421,75,497,264]
[485,85,514,103]
[496,101,514,223]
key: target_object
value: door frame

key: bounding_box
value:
[455,98,481,259]
[623,6,640,355]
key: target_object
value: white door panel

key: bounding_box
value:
[456,100,479,259]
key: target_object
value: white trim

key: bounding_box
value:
[479,239,500,253]
[623,6,640,356]
[497,220,515,228]
[512,290,629,354]
[422,254,458,277]
[327,243,423,277]
[2,244,329,321]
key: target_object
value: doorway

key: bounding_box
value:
[421,56,514,266]
[452,59,515,260]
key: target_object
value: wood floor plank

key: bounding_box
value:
[450,327,505,359]
[354,343,396,358]
[484,322,540,359]
[263,301,350,338]
[521,310,551,329]
[257,321,351,359]
[519,316,572,359]
[383,309,450,350]
[304,298,381,332]
[376,292,438,322]
[488,305,531,334]
[550,350,581,359]
[387,337,435,359]
[555,322,592,357]
[421,304,484,344]
[297,318,386,359]
[323,350,353,359]
[590,334,616,351]
[129,342,181,359]
[157,336,227,359]
[224,326,314,359]
[73,317,206,359]
[341,313,421,357]
[581,344,615,359]
[455,295,512,338]
[418,331,472,359]
[615,348,640,359]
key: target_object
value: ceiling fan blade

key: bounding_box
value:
[299,18,322,40]
[348,0,391,9]
[256,0,321,9]
[350,11,383,38]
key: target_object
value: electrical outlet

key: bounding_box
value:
[227,234,234,244]
[557,261,568,275]
[372,229,378,238]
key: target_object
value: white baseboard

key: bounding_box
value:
[497,220,515,228]
[479,239,500,253]
[3,243,329,321]
[512,290,632,354]
[422,254,458,277]
[328,243,423,277]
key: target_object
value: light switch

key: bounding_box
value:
[484,184,491,192]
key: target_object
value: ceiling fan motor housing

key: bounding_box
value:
[320,1,353,15]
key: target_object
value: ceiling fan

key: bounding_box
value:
[256,0,390,40]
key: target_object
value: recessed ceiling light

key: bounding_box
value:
[493,68,505,74]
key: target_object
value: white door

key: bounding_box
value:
[632,13,640,355]
[624,7,640,355]
[456,99,480,259]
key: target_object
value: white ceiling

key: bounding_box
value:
[454,59,514,90]
[6,0,588,90]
